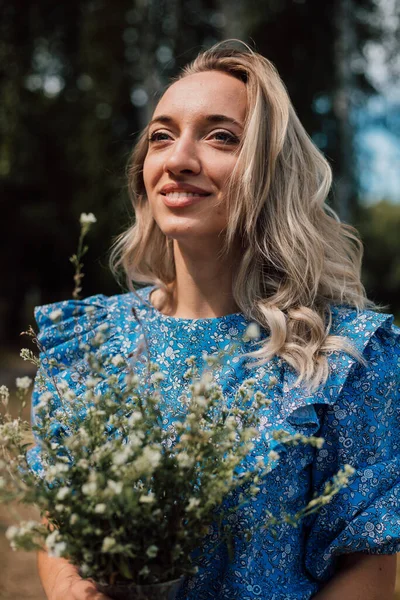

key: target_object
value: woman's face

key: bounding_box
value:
[143,70,247,245]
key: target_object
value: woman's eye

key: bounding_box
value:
[148,131,171,143]
[210,131,240,145]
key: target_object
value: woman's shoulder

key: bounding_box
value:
[328,304,399,359]
[330,303,398,337]
[33,286,153,356]
[280,304,399,430]
[313,304,399,422]
[326,304,399,388]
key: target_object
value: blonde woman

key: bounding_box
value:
[32,41,399,599]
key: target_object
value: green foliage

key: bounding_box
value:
[356,200,400,321]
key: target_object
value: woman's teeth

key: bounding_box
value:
[165,192,207,199]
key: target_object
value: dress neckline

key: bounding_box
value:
[144,285,245,324]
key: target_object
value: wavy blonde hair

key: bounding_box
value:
[110,40,374,390]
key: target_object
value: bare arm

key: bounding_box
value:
[313,553,397,600]
[37,516,110,600]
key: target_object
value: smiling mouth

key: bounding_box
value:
[161,192,211,199]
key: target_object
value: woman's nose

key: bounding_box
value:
[163,135,201,175]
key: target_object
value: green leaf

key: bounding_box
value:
[118,556,133,580]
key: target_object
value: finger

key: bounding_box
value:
[71,578,112,599]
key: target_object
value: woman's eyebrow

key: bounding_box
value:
[148,114,243,128]
[205,114,243,128]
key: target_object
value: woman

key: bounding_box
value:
[32,41,399,599]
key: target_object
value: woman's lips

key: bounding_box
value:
[161,191,210,208]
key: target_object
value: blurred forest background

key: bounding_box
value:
[0,2,400,598]
[0,0,399,351]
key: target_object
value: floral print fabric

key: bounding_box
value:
[29,285,400,599]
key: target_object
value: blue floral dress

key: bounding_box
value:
[29,285,400,600]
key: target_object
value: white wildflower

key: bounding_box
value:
[70,514,78,525]
[57,380,69,393]
[92,333,105,346]
[176,452,194,469]
[39,391,53,404]
[225,416,237,430]
[107,480,123,495]
[113,445,132,466]
[268,450,280,462]
[202,353,220,368]
[143,446,161,468]
[37,391,53,410]
[268,376,278,388]
[45,462,69,483]
[78,428,90,444]
[146,544,158,558]
[127,411,142,426]
[5,525,19,541]
[336,464,356,485]
[111,354,125,367]
[56,487,69,501]
[45,529,63,556]
[151,371,165,383]
[133,446,161,476]
[192,382,202,396]
[15,376,32,390]
[86,376,101,389]
[255,455,266,468]
[126,432,144,449]
[244,322,260,340]
[80,212,97,226]
[139,492,155,504]
[194,396,208,409]
[125,373,139,387]
[50,541,67,558]
[20,348,36,362]
[80,564,90,576]
[82,481,97,496]
[0,385,9,407]
[344,464,355,475]
[139,566,150,578]
[6,521,38,549]
[94,503,107,514]
[101,536,116,552]
[49,309,63,322]
[186,497,200,511]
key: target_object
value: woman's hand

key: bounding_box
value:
[50,568,111,600]
[37,550,111,600]
[37,514,111,599]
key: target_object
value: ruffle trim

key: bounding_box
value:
[35,294,113,354]
[278,307,395,433]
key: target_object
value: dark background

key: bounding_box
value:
[1,0,399,351]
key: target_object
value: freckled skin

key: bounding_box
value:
[143,71,247,245]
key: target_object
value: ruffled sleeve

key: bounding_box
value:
[34,295,111,367]
[304,314,400,581]
[27,295,116,476]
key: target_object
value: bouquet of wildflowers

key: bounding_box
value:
[0,215,355,599]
